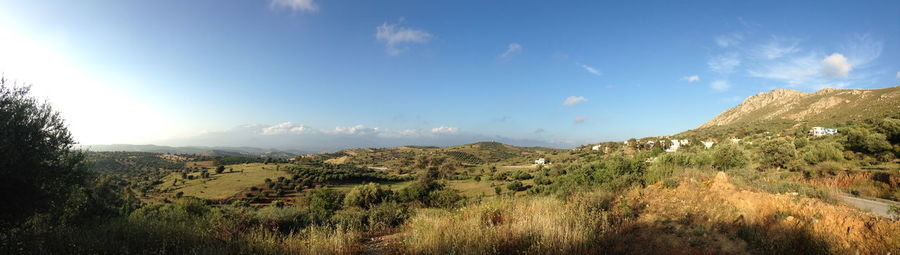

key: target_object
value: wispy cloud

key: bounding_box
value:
[375,21,433,56]
[499,43,522,58]
[753,37,799,60]
[710,80,730,92]
[896,71,899,79]
[574,116,588,123]
[563,96,587,106]
[580,64,601,76]
[270,0,318,12]
[534,128,545,134]
[745,34,882,90]
[714,33,743,48]
[682,75,700,82]
[708,52,741,74]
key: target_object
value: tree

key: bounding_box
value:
[215,165,225,174]
[758,139,797,170]
[0,80,91,227]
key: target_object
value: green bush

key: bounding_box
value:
[803,142,845,164]
[506,181,526,192]
[344,183,393,209]
[758,140,797,170]
[712,143,749,170]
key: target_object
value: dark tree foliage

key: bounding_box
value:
[0,80,88,227]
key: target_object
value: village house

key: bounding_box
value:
[665,139,681,152]
[702,141,715,149]
[534,158,547,165]
[809,127,839,137]
[591,145,601,151]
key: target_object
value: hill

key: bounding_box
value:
[684,86,900,137]
[306,141,561,170]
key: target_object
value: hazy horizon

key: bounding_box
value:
[2,0,898,150]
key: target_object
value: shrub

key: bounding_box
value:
[306,188,344,224]
[344,183,393,209]
[428,189,464,209]
[506,181,526,192]
[758,139,797,170]
[712,143,749,170]
[215,165,225,174]
[803,142,845,164]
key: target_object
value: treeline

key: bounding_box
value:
[287,161,413,184]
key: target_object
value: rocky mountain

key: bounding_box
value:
[698,86,900,129]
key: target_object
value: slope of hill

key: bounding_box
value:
[699,86,900,129]
[306,141,561,170]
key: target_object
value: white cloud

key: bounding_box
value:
[580,64,601,76]
[261,122,312,135]
[710,80,730,92]
[821,53,852,78]
[499,43,522,58]
[682,75,700,82]
[896,71,900,79]
[735,33,881,90]
[270,0,318,12]
[714,33,743,48]
[708,52,741,74]
[563,96,587,106]
[430,126,459,134]
[375,21,433,56]
[574,116,588,123]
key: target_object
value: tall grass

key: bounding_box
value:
[403,191,617,254]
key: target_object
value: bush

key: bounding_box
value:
[803,142,845,164]
[712,143,749,170]
[344,183,393,209]
[306,188,345,224]
[428,189,464,209]
[758,140,797,170]
[506,181,526,192]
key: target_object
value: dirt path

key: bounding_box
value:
[840,194,898,219]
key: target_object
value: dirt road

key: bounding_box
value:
[840,194,898,219]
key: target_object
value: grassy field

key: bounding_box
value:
[156,163,293,199]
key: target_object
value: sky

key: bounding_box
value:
[1,0,898,151]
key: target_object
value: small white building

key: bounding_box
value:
[701,141,715,149]
[665,139,681,152]
[810,127,839,137]
[534,158,547,165]
[591,145,601,151]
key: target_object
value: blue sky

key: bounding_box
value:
[1,0,898,150]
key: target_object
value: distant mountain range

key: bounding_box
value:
[75,144,306,158]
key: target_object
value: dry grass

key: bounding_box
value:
[396,171,900,254]
[402,193,614,254]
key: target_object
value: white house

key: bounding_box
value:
[665,139,681,152]
[810,127,839,137]
[534,158,547,165]
[701,141,715,149]
[591,145,601,151]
